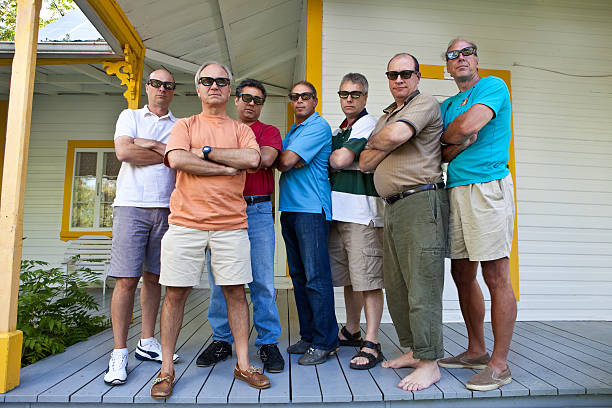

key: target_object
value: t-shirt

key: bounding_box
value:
[279,112,332,220]
[113,105,176,208]
[330,110,384,226]
[244,121,282,197]
[372,92,444,198]
[441,76,511,188]
[164,113,260,230]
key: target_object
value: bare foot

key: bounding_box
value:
[382,349,419,369]
[351,344,378,366]
[397,359,440,391]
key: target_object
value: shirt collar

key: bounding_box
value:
[382,90,420,115]
[340,108,368,129]
[291,111,319,131]
[142,104,176,121]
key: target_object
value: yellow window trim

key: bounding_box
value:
[60,140,115,241]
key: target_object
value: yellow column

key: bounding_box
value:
[306,0,322,113]
[0,0,42,393]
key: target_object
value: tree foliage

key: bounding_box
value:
[0,0,75,41]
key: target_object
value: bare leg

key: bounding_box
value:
[140,271,162,339]
[351,289,383,366]
[451,258,487,357]
[160,286,191,376]
[222,285,251,371]
[482,257,516,373]
[340,285,363,339]
[397,359,441,391]
[110,277,139,348]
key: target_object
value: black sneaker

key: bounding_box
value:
[258,344,285,373]
[196,340,232,367]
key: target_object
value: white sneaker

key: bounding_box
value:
[104,349,128,385]
[135,338,179,363]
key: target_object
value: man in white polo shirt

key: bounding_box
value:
[104,69,179,385]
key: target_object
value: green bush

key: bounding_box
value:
[18,258,110,366]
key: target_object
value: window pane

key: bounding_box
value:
[103,152,121,177]
[101,153,120,204]
[75,152,97,176]
[100,203,113,228]
[71,152,97,228]
[72,203,94,228]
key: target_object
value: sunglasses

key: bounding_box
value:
[446,46,477,61]
[385,70,417,80]
[338,90,364,99]
[198,77,231,87]
[147,79,176,90]
[288,92,314,101]
[238,93,265,105]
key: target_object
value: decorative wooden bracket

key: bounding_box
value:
[103,44,142,109]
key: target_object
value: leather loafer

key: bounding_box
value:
[233,363,270,389]
[298,346,339,365]
[150,370,174,399]
[287,339,312,354]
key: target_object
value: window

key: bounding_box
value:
[61,140,117,240]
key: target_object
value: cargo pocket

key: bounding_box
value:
[363,247,383,289]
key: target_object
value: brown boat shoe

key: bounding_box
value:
[438,351,490,370]
[466,366,512,391]
[150,370,175,399]
[233,363,271,389]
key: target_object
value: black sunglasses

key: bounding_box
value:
[147,79,176,90]
[198,77,231,87]
[338,90,364,99]
[288,92,314,101]
[238,93,265,105]
[446,46,477,61]
[385,70,417,80]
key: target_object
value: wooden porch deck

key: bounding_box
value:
[1,289,611,407]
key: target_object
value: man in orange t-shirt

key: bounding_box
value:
[150,62,269,399]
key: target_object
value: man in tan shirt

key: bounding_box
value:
[150,62,269,398]
[360,53,448,391]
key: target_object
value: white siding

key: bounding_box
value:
[322,0,612,321]
[21,94,287,270]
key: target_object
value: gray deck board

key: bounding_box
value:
[3,288,611,407]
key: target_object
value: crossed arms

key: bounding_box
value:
[440,104,494,162]
[166,147,260,176]
[358,121,414,173]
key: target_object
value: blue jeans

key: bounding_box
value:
[207,199,282,347]
[280,211,338,350]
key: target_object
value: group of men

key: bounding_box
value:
[103,37,516,398]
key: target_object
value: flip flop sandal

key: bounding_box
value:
[349,340,383,370]
[338,326,362,347]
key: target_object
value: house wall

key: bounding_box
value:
[21,93,288,272]
[321,0,612,321]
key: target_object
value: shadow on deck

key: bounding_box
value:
[1,289,611,407]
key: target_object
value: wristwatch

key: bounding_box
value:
[202,146,211,161]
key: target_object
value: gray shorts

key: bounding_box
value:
[109,206,170,278]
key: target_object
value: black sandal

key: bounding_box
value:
[338,326,362,347]
[349,340,383,370]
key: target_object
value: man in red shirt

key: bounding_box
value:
[195,79,285,374]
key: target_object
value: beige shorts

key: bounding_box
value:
[328,221,383,291]
[160,224,252,287]
[448,174,515,261]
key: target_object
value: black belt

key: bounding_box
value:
[383,182,445,205]
[245,195,271,205]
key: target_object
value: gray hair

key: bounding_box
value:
[443,38,478,60]
[340,73,369,93]
[194,61,233,91]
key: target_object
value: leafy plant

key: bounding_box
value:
[0,0,76,41]
[18,258,110,366]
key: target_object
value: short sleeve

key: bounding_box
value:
[472,77,509,118]
[258,125,283,150]
[114,109,136,140]
[237,123,261,152]
[285,121,331,164]
[395,95,441,135]
[343,115,377,155]
[163,118,191,167]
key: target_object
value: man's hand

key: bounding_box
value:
[294,160,306,169]
[115,136,165,165]
[167,149,242,176]
[358,146,389,173]
[442,133,478,163]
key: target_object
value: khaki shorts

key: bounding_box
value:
[448,174,515,261]
[328,221,383,291]
[160,224,252,287]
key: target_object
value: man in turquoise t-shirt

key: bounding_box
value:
[277,80,338,366]
[437,39,516,392]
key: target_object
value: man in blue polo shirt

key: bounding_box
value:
[437,38,516,392]
[277,80,338,365]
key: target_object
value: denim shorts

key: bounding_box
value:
[109,206,170,277]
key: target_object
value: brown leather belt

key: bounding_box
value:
[244,195,271,205]
[383,182,445,205]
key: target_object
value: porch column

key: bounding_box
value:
[0,0,42,393]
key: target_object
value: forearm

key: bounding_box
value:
[208,148,260,169]
[368,122,414,152]
[329,147,355,169]
[134,138,166,156]
[167,150,238,176]
[442,134,478,163]
[440,121,472,145]
[359,149,388,173]
[115,143,164,165]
